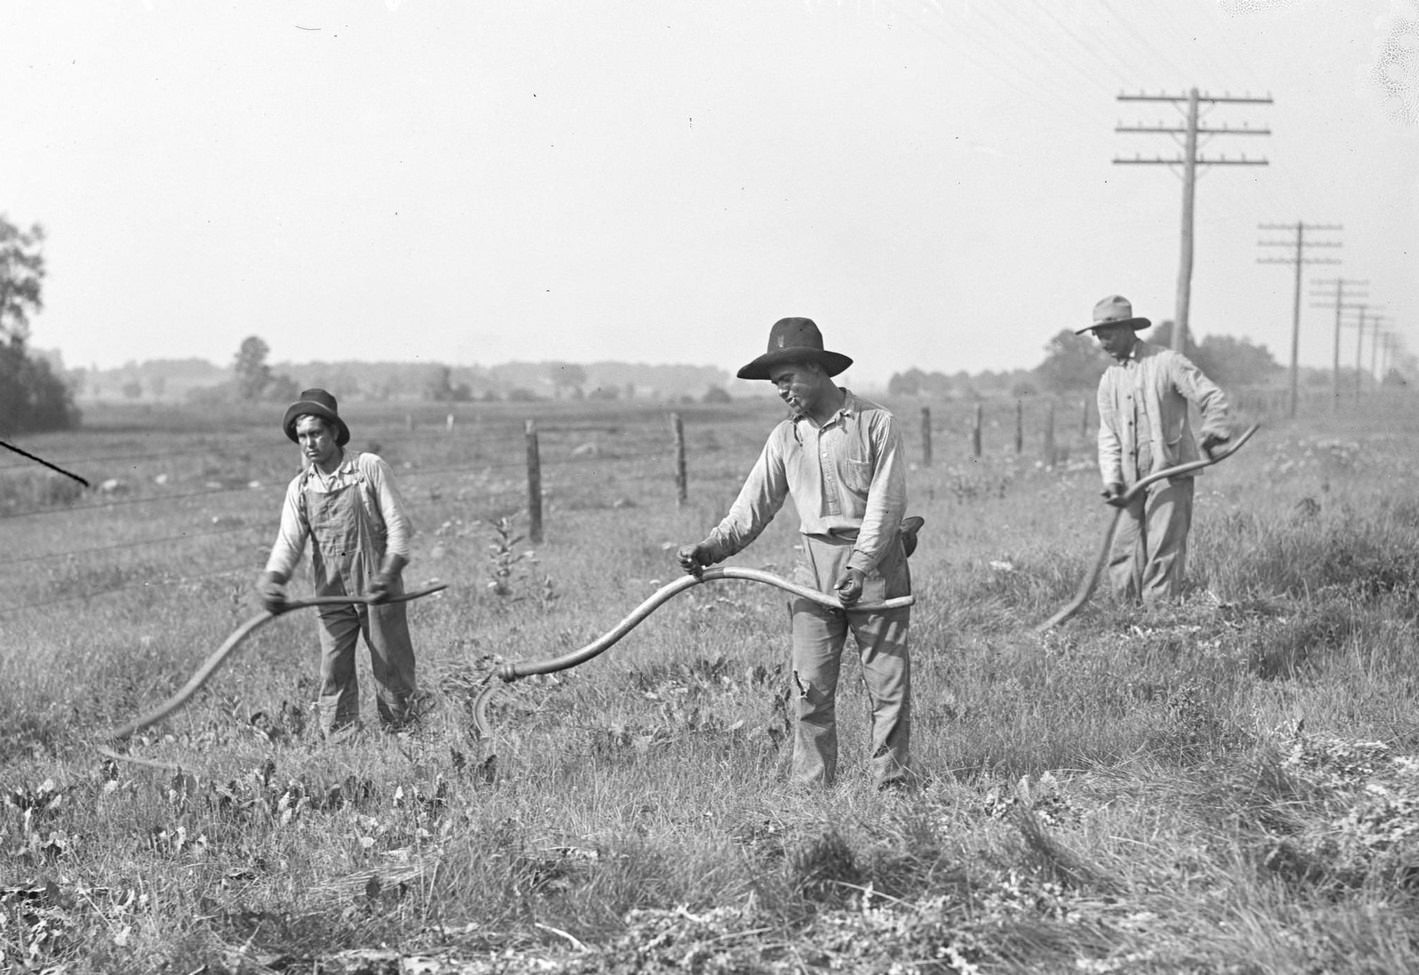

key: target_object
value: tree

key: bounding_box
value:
[548,362,586,398]
[0,341,80,434]
[1192,334,1280,388]
[0,215,79,434]
[888,368,926,396]
[887,368,958,398]
[1035,329,1102,392]
[1145,320,1199,359]
[0,217,45,345]
[427,365,471,402]
[233,336,273,401]
[266,372,300,403]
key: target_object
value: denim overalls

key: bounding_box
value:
[301,456,416,734]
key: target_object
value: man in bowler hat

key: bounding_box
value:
[258,388,420,737]
[677,318,918,790]
[1079,296,1231,604]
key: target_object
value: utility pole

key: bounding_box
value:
[1363,314,1389,387]
[1380,330,1409,382]
[1380,331,1400,380]
[1309,277,1369,412]
[1258,221,1342,418]
[1354,307,1367,397]
[1115,89,1271,352]
[1370,320,1386,381]
[1338,304,1385,399]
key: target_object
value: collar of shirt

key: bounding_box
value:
[1112,344,1143,369]
[791,387,857,434]
[302,449,356,492]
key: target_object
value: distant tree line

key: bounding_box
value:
[170,351,733,405]
[890,321,1284,399]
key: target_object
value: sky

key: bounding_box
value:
[3,0,1416,391]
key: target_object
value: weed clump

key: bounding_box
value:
[787,828,861,905]
[1240,736,1419,895]
[1247,605,1354,680]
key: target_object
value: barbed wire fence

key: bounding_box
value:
[0,389,1300,617]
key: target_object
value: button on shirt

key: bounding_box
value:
[704,390,907,575]
[1124,355,1154,479]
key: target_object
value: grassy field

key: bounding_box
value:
[3,390,1418,973]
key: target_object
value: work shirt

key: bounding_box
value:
[704,389,907,577]
[1131,367,1154,479]
[1096,341,1229,487]
[264,450,412,596]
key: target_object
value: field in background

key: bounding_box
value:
[3,391,1419,973]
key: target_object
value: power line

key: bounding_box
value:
[882,0,1112,136]
[1094,0,1196,84]
[993,0,1127,101]
[1146,1,1274,107]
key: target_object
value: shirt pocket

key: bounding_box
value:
[842,458,874,494]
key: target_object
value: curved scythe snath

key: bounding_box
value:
[471,566,915,739]
[101,584,448,749]
[1036,423,1260,633]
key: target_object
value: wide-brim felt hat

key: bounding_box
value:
[737,317,853,381]
[282,387,350,446]
[1075,294,1152,335]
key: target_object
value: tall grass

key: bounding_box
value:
[3,396,1419,971]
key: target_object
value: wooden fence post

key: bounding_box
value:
[920,406,932,467]
[971,403,982,459]
[671,412,688,506]
[525,419,543,543]
[1014,400,1023,454]
[1044,401,1057,466]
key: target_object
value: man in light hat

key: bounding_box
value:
[677,318,919,790]
[1079,296,1231,604]
[258,388,420,738]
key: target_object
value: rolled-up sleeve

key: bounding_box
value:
[264,477,308,578]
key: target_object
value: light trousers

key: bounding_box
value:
[789,533,912,788]
[1107,475,1195,604]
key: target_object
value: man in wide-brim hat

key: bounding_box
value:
[676,317,918,791]
[258,387,421,737]
[1080,295,1232,604]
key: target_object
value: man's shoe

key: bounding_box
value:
[899,516,925,558]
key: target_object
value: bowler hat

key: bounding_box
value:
[1075,295,1152,335]
[282,388,350,446]
[736,317,854,381]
